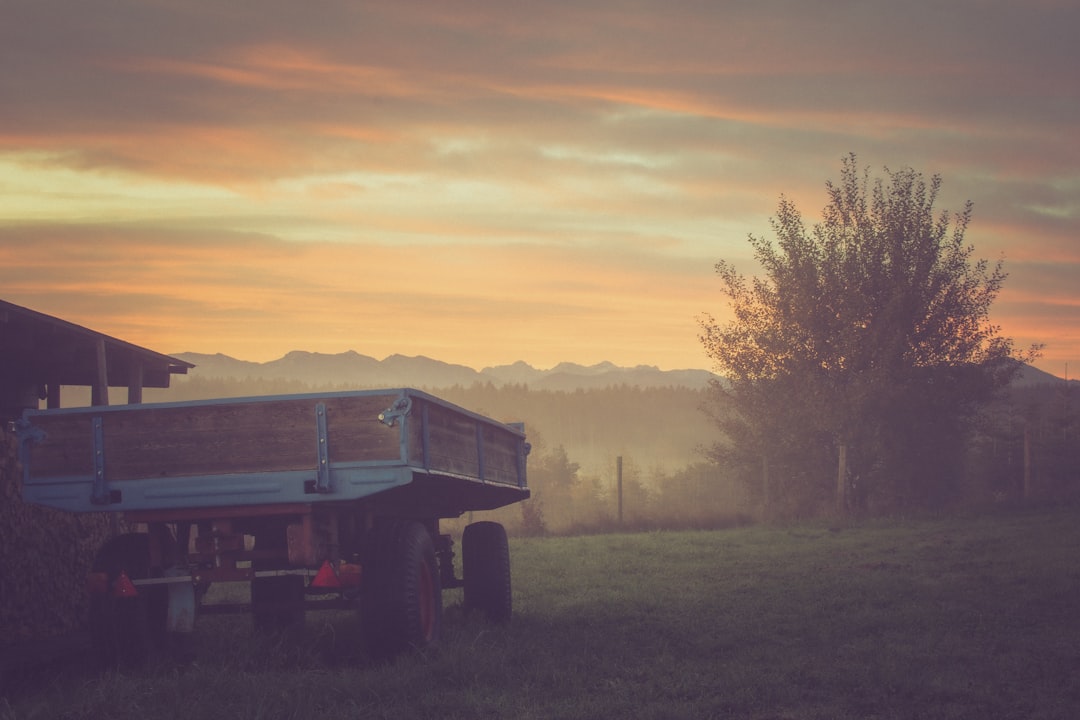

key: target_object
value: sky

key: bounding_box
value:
[1,1,1077,377]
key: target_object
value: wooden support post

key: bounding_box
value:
[92,338,109,407]
[46,382,61,409]
[127,360,144,405]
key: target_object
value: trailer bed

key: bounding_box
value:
[19,388,529,517]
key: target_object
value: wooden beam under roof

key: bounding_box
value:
[0,298,195,414]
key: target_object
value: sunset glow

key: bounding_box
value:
[1,1,1076,376]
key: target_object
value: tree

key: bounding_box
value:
[699,154,1036,516]
[527,444,582,530]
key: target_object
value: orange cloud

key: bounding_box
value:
[125,45,424,97]
[0,227,717,370]
[2,0,1076,380]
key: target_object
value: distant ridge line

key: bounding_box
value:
[170,351,721,391]
[170,351,1069,392]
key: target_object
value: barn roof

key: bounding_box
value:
[0,299,193,407]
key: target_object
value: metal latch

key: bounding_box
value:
[378,393,413,427]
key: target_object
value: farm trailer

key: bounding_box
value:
[16,388,530,662]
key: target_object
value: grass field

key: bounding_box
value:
[3,506,1079,719]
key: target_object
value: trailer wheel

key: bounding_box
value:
[251,528,305,632]
[88,533,170,666]
[462,521,512,623]
[251,575,306,631]
[360,521,442,658]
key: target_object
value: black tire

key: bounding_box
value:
[251,528,305,632]
[360,521,442,658]
[88,533,170,666]
[462,521,512,623]
[251,575,306,631]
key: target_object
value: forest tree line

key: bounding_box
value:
[137,371,1079,535]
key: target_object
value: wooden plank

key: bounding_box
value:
[25,414,95,478]
[422,402,480,478]
[102,399,317,479]
[481,428,522,485]
[324,394,402,463]
[28,393,402,482]
[25,391,523,491]
[409,398,522,485]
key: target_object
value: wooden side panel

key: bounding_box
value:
[408,398,523,486]
[27,394,402,482]
[324,394,402,464]
[407,405,424,466]
[103,400,310,479]
[25,414,95,478]
[482,428,522,486]
[423,402,481,478]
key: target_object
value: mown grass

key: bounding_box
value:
[4,506,1079,719]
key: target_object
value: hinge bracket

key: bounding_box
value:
[91,416,110,505]
[314,402,332,493]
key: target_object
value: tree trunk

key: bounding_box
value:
[761,454,770,521]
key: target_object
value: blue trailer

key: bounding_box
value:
[17,388,529,662]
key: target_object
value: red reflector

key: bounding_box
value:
[113,571,138,598]
[310,560,340,588]
[338,563,362,587]
[86,572,109,595]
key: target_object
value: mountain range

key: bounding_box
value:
[171,351,721,391]
[170,351,1071,392]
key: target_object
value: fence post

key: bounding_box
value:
[837,443,848,516]
[616,455,623,525]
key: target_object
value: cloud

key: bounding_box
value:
[1,0,1076,375]
[0,224,717,369]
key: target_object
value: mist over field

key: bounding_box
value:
[139,350,718,475]
[127,351,726,533]
[91,349,1074,534]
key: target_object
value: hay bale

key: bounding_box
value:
[0,424,118,647]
